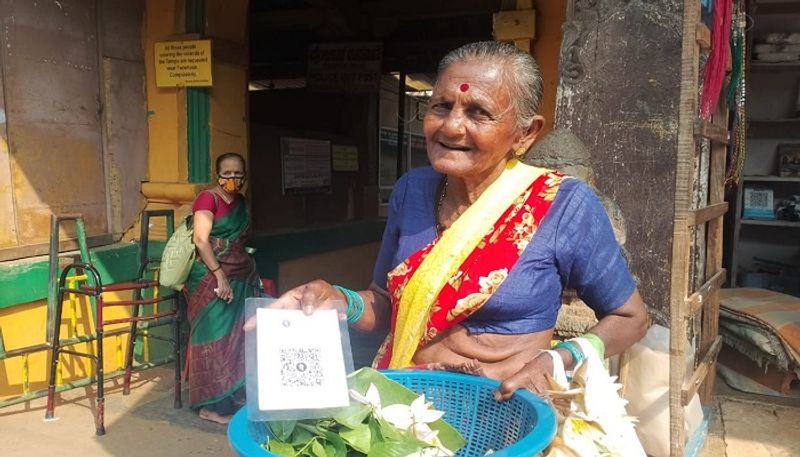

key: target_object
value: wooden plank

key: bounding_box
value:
[669,2,702,455]
[0,234,115,262]
[685,268,727,317]
[492,9,535,41]
[696,22,711,49]
[700,100,729,403]
[682,336,723,406]
[687,202,728,226]
[694,119,729,144]
[617,348,632,399]
[514,39,531,52]
[515,0,533,9]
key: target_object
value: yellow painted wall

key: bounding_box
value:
[0,133,17,248]
[144,0,187,184]
[207,0,249,167]
[0,291,143,400]
[210,62,248,163]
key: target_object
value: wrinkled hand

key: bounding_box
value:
[214,272,233,303]
[242,279,346,331]
[495,351,555,401]
[425,359,487,377]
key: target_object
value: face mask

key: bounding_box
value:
[219,177,241,193]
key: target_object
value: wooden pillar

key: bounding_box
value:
[493,0,536,52]
[554,0,684,321]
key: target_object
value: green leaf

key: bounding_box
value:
[333,402,372,429]
[267,439,297,457]
[310,439,328,457]
[290,426,316,446]
[340,424,372,454]
[376,417,407,442]
[367,440,424,457]
[348,368,466,453]
[317,428,348,457]
[367,417,383,445]
[322,443,338,457]
[269,420,297,441]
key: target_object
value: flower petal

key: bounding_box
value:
[380,404,413,430]
[365,383,382,407]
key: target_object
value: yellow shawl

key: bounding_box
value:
[389,159,546,368]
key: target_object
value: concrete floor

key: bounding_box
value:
[0,367,234,457]
[0,366,798,457]
[699,381,800,457]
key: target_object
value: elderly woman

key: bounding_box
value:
[263,41,647,397]
[188,152,262,423]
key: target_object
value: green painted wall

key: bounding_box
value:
[0,242,165,309]
[0,221,385,309]
[187,87,211,183]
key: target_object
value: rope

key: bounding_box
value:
[700,0,733,119]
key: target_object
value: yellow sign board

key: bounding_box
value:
[332,145,359,171]
[155,40,213,87]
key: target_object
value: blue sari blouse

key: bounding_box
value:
[372,166,637,335]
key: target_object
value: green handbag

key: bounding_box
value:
[159,215,195,291]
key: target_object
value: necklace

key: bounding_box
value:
[436,177,465,234]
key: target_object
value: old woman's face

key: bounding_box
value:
[424,59,535,182]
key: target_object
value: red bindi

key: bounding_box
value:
[459,83,469,92]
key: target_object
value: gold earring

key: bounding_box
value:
[515,147,526,157]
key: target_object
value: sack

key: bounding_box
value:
[623,325,703,457]
[159,216,195,291]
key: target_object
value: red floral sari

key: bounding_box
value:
[374,170,565,369]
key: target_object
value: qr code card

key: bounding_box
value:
[255,308,350,411]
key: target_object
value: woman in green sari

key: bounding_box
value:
[187,152,261,424]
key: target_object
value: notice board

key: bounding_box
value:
[154,40,213,87]
[281,137,332,195]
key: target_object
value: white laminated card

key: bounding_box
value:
[255,307,350,412]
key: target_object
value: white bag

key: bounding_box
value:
[623,325,703,457]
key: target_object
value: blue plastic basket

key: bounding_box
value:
[228,369,556,457]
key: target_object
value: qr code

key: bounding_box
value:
[279,347,324,387]
[748,191,769,207]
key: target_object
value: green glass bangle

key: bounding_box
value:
[332,285,365,324]
[554,340,584,366]
[332,285,353,317]
[348,292,365,324]
[581,332,606,360]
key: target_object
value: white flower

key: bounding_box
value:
[350,383,383,417]
[381,395,454,457]
[382,394,444,430]
[380,403,414,429]
[406,444,455,457]
[410,394,445,424]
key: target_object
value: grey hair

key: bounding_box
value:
[437,41,543,130]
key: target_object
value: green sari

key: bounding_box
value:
[185,195,261,414]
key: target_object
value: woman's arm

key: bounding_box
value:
[585,288,648,358]
[192,209,233,302]
[247,280,392,333]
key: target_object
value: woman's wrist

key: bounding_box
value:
[553,347,576,368]
[332,285,365,324]
[554,340,584,369]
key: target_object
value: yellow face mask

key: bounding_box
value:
[219,177,243,193]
